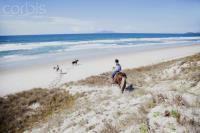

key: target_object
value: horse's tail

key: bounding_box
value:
[121,77,126,93]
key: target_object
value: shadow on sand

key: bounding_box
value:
[125,84,135,92]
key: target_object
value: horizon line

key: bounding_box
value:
[1,32,200,37]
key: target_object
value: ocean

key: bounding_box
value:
[0,33,200,69]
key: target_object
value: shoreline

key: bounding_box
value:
[0,43,198,73]
[0,42,197,72]
[0,44,200,96]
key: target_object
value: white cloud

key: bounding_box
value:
[1,15,195,35]
[0,16,97,35]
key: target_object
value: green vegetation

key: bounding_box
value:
[153,111,161,117]
[170,109,180,118]
[139,123,148,133]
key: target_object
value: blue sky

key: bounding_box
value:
[0,0,200,35]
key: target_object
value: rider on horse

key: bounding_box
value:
[112,59,122,79]
[112,59,127,93]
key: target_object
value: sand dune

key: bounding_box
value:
[24,52,200,133]
[0,48,200,133]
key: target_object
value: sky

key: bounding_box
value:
[0,0,200,35]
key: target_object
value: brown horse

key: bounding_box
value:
[113,72,127,93]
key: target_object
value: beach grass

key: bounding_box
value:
[0,88,75,133]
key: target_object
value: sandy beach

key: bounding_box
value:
[0,44,200,96]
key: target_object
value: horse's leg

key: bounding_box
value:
[121,77,126,93]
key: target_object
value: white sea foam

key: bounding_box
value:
[0,54,40,63]
[0,41,67,52]
[63,42,156,52]
[0,37,199,52]
[62,40,197,52]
